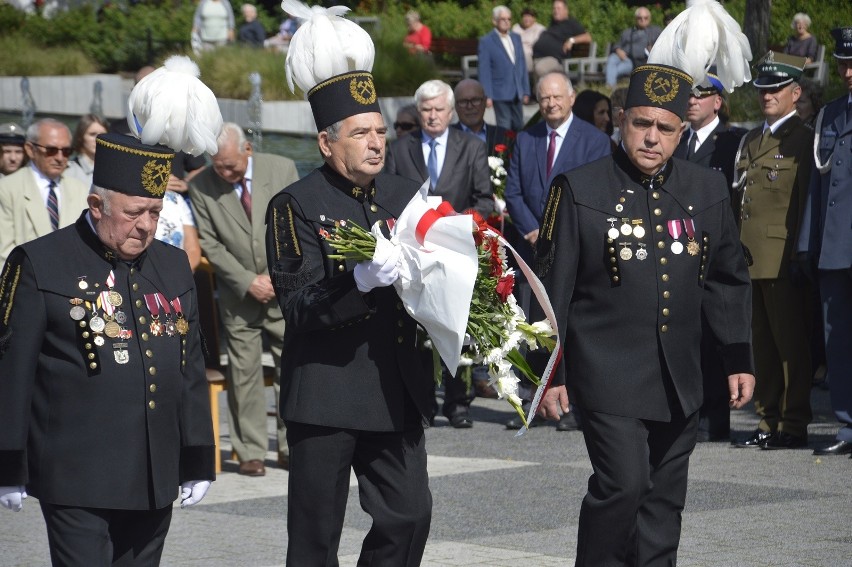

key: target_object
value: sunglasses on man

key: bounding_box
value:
[30,142,73,157]
[394,122,417,131]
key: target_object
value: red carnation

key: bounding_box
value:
[495,274,514,302]
[494,143,508,154]
[505,130,516,139]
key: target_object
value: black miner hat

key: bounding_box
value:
[308,71,382,131]
[624,64,693,120]
[93,133,174,198]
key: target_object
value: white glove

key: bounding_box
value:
[0,486,27,512]
[179,480,211,508]
[353,237,401,293]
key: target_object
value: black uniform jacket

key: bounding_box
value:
[266,166,433,431]
[674,121,746,191]
[535,149,754,421]
[0,213,214,510]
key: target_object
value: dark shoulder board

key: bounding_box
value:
[0,249,26,357]
[534,176,567,278]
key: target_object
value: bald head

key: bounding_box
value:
[454,79,487,131]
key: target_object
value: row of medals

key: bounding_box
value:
[67,283,189,364]
[608,217,700,261]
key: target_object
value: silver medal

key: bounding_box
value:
[69,305,86,320]
[632,225,646,239]
[671,241,684,255]
[608,227,620,239]
[114,349,129,364]
[636,244,648,260]
[114,310,127,325]
[90,316,106,333]
[620,223,632,236]
[94,335,105,346]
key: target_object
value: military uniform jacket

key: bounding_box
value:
[266,166,434,431]
[797,95,852,269]
[0,213,214,510]
[734,115,813,280]
[536,149,753,421]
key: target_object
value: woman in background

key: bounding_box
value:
[156,190,202,272]
[573,90,616,150]
[784,13,818,63]
[65,114,108,188]
[193,0,235,51]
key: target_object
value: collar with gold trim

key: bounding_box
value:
[613,145,673,190]
[320,164,377,203]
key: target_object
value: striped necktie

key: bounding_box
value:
[47,181,59,231]
[240,178,252,222]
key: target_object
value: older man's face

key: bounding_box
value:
[212,136,252,184]
[89,191,163,261]
[494,9,512,34]
[25,123,71,179]
[537,74,575,129]
[552,1,568,22]
[319,112,386,188]
[758,82,800,125]
[619,106,685,175]
[454,82,486,129]
[635,9,651,30]
[419,93,454,139]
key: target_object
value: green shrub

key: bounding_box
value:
[195,46,296,100]
[0,35,96,76]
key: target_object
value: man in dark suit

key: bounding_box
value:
[732,52,814,451]
[0,133,214,564]
[452,78,511,155]
[673,70,747,442]
[190,122,299,476]
[798,27,852,457]
[535,63,754,565]
[386,79,493,428]
[386,79,493,218]
[478,5,529,131]
[266,65,432,564]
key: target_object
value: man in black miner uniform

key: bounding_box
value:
[0,133,215,565]
[535,64,755,565]
[265,16,433,564]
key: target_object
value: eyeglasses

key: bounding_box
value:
[457,97,485,108]
[394,122,417,131]
[30,142,73,157]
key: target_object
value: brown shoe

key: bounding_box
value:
[277,453,289,471]
[474,380,499,399]
[238,459,266,476]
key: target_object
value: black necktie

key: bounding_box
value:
[687,134,698,159]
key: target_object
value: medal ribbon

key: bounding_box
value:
[170,296,183,318]
[106,270,115,289]
[98,291,115,317]
[155,293,172,315]
[667,219,682,241]
[143,294,160,318]
[682,218,696,240]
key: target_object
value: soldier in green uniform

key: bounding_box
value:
[0,133,215,565]
[733,51,814,450]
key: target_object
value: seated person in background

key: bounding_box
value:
[394,104,420,139]
[65,113,109,188]
[784,13,818,63]
[605,6,661,89]
[238,3,266,47]
[531,0,592,79]
[265,14,300,49]
[156,189,202,272]
[0,123,27,179]
[404,10,432,54]
[512,7,546,76]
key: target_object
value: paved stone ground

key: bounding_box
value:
[3,384,850,566]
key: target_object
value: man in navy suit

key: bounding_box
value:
[798,26,852,457]
[451,79,511,156]
[478,5,530,131]
[505,71,611,258]
[504,71,610,430]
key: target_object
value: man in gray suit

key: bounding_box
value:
[189,122,299,475]
[0,119,88,264]
[385,79,493,428]
[385,79,493,218]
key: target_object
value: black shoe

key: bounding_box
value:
[505,405,542,430]
[555,412,580,431]
[813,440,852,456]
[448,411,473,429]
[761,431,807,450]
[733,429,774,448]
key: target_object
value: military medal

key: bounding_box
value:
[683,218,700,256]
[69,299,86,321]
[154,293,176,337]
[94,335,106,346]
[607,218,619,240]
[108,290,123,307]
[620,218,632,236]
[90,315,106,333]
[104,321,121,338]
[632,219,645,239]
[767,169,778,182]
[144,294,164,336]
[77,276,88,290]
[619,242,633,260]
[114,310,127,325]
[119,328,133,340]
[170,297,190,335]
[636,243,648,260]
[113,343,129,364]
[667,220,684,254]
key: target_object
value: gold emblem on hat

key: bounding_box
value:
[350,76,377,105]
[644,71,679,104]
[141,159,170,196]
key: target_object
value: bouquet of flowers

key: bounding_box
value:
[324,188,556,427]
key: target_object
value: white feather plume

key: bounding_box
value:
[126,55,223,156]
[648,0,752,92]
[281,0,375,96]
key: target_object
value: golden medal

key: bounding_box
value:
[683,218,700,256]
[150,316,164,337]
[632,219,645,239]
[104,320,121,339]
[144,293,164,336]
[169,296,190,335]
[108,290,123,307]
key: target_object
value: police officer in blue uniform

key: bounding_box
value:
[799,27,852,457]
[535,64,755,565]
[0,133,215,565]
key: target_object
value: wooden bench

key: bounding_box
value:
[803,43,828,86]
[431,37,479,82]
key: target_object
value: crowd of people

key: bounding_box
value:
[0,0,851,565]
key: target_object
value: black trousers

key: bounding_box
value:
[575,409,698,567]
[40,502,172,567]
[285,420,432,567]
